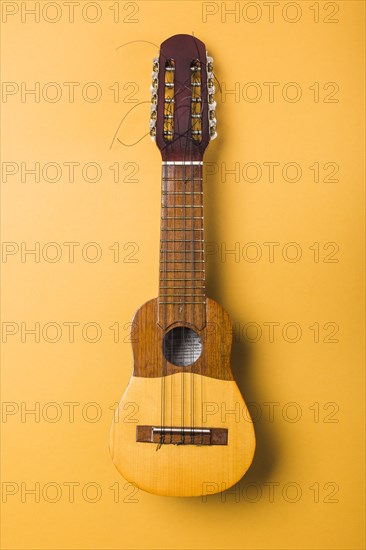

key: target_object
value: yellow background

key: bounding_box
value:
[1,1,365,548]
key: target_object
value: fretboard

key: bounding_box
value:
[158,161,206,329]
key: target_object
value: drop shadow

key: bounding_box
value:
[230,332,280,486]
[201,140,280,502]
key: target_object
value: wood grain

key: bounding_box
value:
[110,373,256,497]
[110,296,256,496]
[136,425,228,445]
[131,297,234,380]
[155,35,210,160]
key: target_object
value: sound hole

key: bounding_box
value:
[162,327,202,367]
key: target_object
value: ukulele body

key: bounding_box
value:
[110,297,256,497]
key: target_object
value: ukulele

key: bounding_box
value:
[110,34,255,497]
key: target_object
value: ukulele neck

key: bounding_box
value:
[158,160,206,330]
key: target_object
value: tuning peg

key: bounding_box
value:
[150,57,159,141]
[150,78,158,94]
[207,56,214,73]
[208,94,216,108]
[209,113,217,140]
[206,54,217,140]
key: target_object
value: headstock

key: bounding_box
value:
[149,34,217,161]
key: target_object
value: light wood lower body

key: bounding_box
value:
[110,373,256,497]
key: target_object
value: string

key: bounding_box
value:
[161,58,175,448]
[170,157,174,443]
[190,156,194,444]
[200,160,205,444]
[188,62,197,444]
[181,158,185,444]
[173,157,177,443]
[200,56,207,443]
[159,160,167,450]
[190,63,196,444]
[180,72,192,445]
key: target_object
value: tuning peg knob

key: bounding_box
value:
[207,56,214,73]
[150,78,158,94]
[208,95,216,109]
[209,125,217,140]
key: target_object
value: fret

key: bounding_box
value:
[161,204,203,211]
[160,239,203,242]
[160,284,205,286]
[160,261,204,265]
[160,279,205,290]
[162,161,202,165]
[160,294,206,298]
[162,185,203,189]
[161,232,203,236]
[159,278,205,281]
[159,269,205,272]
[159,286,205,289]
[161,205,203,208]
[162,228,203,232]
[162,179,203,183]
[160,279,205,293]
[162,191,203,194]
[161,250,204,253]
[159,301,206,305]
[160,284,205,287]
[162,216,203,220]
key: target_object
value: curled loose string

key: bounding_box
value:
[110,101,151,149]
